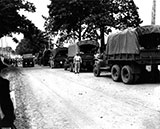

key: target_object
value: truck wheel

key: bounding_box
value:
[93,66,100,77]
[121,65,134,84]
[111,65,121,82]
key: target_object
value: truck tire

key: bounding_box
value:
[111,65,121,82]
[93,66,100,77]
[121,65,134,84]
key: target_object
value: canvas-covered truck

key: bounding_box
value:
[93,25,160,84]
[49,47,68,68]
[64,40,99,71]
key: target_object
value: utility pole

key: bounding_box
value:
[1,38,3,56]
[151,0,156,25]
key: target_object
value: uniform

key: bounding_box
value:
[73,54,82,73]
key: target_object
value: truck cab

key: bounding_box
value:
[22,54,35,67]
[64,40,99,72]
[49,47,68,68]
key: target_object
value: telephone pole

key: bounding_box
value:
[151,0,156,25]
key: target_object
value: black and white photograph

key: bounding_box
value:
[0,0,160,129]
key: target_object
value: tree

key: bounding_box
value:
[15,38,33,55]
[46,0,142,52]
[15,29,50,55]
[85,0,142,52]
[46,0,94,41]
[0,0,35,38]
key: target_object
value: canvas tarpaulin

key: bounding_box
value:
[135,25,160,49]
[136,25,160,35]
[68,40,99,57]
[106,28,140,55]
[77,40,99,47]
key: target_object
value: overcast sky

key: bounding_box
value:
[4,0,160,50]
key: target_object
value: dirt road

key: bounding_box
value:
[6,66,160,129]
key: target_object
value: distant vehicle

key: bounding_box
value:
[93,25,160,84]
[49,47,68,68]
[64,40,99,72]
[22,54,35,67]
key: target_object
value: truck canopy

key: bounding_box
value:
[136,25,160,49]
[22,54,34,59]
[106,28,139,55]
[68,40,99,57]
[77,40,99,47]
[106,25,160,55]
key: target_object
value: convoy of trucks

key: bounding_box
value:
[64,40,99,72]
[93,25,160,84]
[21,25,160,84]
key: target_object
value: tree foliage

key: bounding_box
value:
[15,29,50,55]
[0,0,51,55]
[46,0,95,40]
[0,0,35,38]
[45,0,142,50]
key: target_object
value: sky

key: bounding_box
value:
[2,0,160,50]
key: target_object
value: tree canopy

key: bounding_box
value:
[45,0,142,51]
[15,29,50,55]
[0,0,35,38]
[0,0,51,55]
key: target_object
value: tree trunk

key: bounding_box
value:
[78,23,82,41]
[100,26,105,53]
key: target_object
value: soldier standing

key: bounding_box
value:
[73,52,82,74]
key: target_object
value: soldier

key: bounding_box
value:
[0,58,15,128]
[73,52,82,74]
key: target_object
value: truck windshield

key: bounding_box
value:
[138,33,160,49]
[80,45,98,54]
[55,50,67,57]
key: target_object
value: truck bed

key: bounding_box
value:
[107,49,160,65]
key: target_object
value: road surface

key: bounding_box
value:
[5,66,160,129]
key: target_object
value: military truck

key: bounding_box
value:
[49,47,68,68]
[93,25,160,84]
[22,54,35,67]
[42,49,51,66]
[64,40,99,72]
